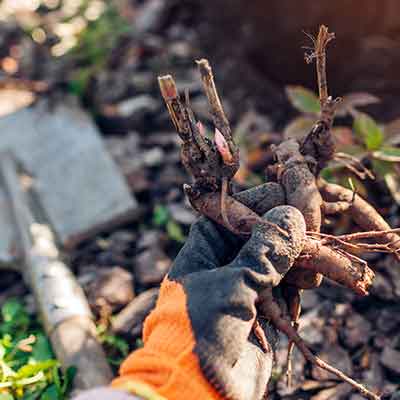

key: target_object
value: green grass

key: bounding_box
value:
[0,299,75,400]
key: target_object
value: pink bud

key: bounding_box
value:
[196,121,205,137]
[214,128,233,164]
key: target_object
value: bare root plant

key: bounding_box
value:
[158,25,400,400]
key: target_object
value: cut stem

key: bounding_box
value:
[196,58,237,159]
[314,25,335,107]
[158,75,189,138]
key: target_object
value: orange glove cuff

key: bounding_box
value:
[111,278,223,400]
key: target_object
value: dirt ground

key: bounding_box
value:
[0,1,400,399]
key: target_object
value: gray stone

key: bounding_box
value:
[0,98,137,257]
[86,267,134,312]
[116,95,158,117]
[312,345,352,381]
[380,346,400,375]
[167,203,196,225]
[342,313,372,349]
[134,248,171,285]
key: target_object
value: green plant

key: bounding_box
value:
[285,86,400,202]
[96,324,129,367]
[0,299,75,399]
[152,205,186,243]
[68,3,131,96]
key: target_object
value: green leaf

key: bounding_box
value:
[372,147,400,162]
[152,205,169,227]
[16,371,45,386]
[16,360,58,379]
[52,366,61,392]
[1,299,23,323]
[60,366,76,395]
[31,334,53,362]
[353,113,384,150]
[100,333,129,357]
[0,300,29,336]
[285,86,320,114]
[40,384,59,400]
[166,221,185,243]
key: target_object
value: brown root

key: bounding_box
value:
[319,179,400,256]
[296,239,374,295]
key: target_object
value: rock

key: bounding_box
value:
[350,395,365,400]
[373,334,391,350]
[116,95,158,118]
[169,41,191,59]
[167,203,196,225]
[106,132,140,163]
[312,345,352,381]
[298,308,325,345]
[0,98,138,249]
[136,230,166,251]
[134,248,171,285]
[130,71,154,93]
[311,383,352,400]
[382,259,400,299]
[157,164,187,187]
[301,290,319,310]
[377,308,400,333]
[108,230,136,255]
[370,273,394,301]
[134,0,166,35]
[389,391,400,400]
[96,251,130,267]
[380,346,400,375]
[106,132,164,171]
[142,147,164,167]
[86,266,134,312]
[125,168,151,193]
[342,313,372,349]
[142,131,180,147]
[362,353,384,391]
[112,288,159,336]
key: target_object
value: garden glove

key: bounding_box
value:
[112,205,306,400]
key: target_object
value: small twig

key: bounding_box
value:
[304,25,335,107]
[334,152,375,180]
[334,228,400,241]
[301,26,341,169]
[307,231,400,257]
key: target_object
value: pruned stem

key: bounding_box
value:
[158,75,189,138]
[196,58,237,160]
[305,25,335,107]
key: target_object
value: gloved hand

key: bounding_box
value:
[111,205,306,400]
